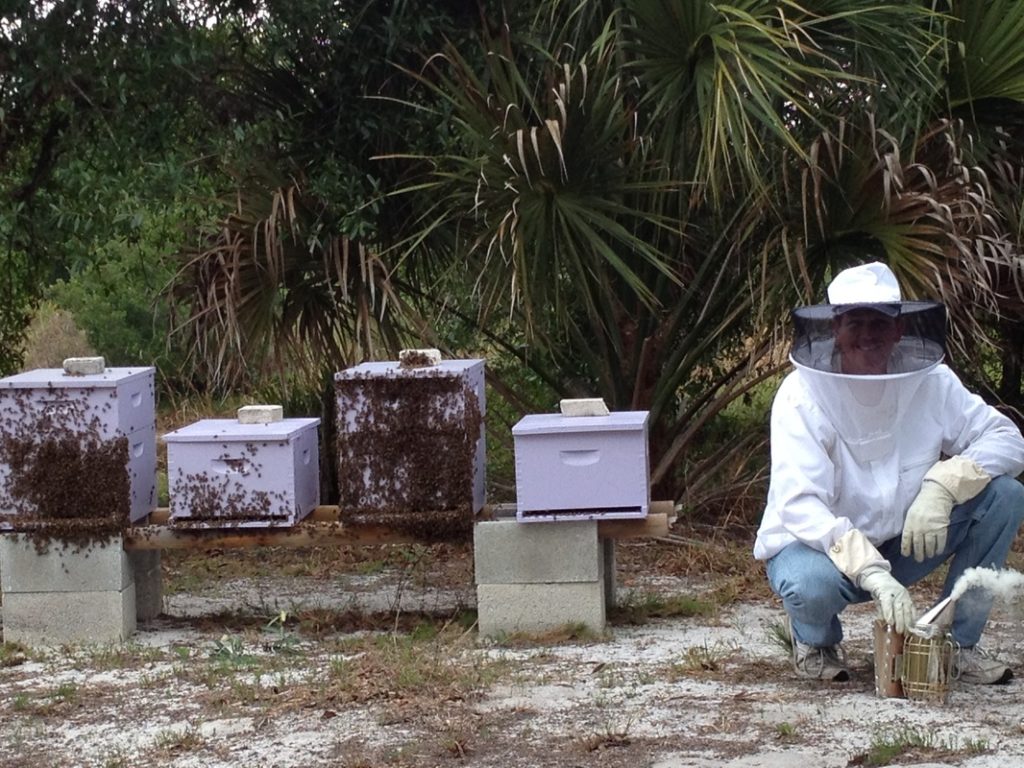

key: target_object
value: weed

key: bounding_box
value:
[100,745,133,767]
[611,591,717,625]
[667,641,737,676]
[776,722,798,740]
[0,641,34,668]
[264,610,302,655]
[575,718,633,752]
[962,737,990,753]
[499,622,606,646]
[54,681,78,704]
[138,670,174,689]
[855,725,990,766]
[765,618,793,655]
[209,633,260,671]
[596,666,625,689]
[152,722,205,754]
[83,643,165,671]
[434,716,475,759]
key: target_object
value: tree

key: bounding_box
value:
[384,0,1024,505]
[0,0,231,378]
[169,0,498,393]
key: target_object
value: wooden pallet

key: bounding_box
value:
[122,501,675,551]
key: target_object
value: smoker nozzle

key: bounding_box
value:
[910,595,955,638]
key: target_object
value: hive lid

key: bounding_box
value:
[163,417,320,442]
[512,411,649,436]
[334,359,484,380]
[0,366,155,389]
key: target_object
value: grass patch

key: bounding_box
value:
[490,621,608,647]
[151,721,205,755]
[0,641,35,668]
[79,643,167,671]
[776,721,799,741]
[574,719,633,752]
[851,725,990,766]
[765,618,793,656]
[316,626,507,711]
[610,591,717,625]
[665,640,739,677]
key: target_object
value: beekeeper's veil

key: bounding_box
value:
[789,262,946,463]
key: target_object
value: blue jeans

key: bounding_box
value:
[765,475,1024,648]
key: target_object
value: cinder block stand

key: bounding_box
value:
[474,519,617,637]
[0,534,163,645]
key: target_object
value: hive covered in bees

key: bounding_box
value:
[163,414,321,528]
[0,361,157,533]
[512,410,650,522]
[333,357,485,538]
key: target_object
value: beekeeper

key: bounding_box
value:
[754,262,1024,683]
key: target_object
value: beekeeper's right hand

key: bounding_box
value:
[859,569,916,634]
[828,528,916,633]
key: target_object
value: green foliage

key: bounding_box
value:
[857,725,989,766]
[48,248,174,366]
[3,0,1024,515]
[20,301,95,369]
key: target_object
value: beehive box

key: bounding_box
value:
[512,411,650,522]
[0,365,157,528]
[334,359,485,532]
[164,417,320,527]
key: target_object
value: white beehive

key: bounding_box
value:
[512,410,650,522]
[0,365,157,526]
[334,359,486,515]
[163,416,320,527]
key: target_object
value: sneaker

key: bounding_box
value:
[954,646,1013,685]
[792,638,850,682]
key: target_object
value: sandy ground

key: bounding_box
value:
[2,544,1024,768]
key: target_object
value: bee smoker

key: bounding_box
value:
[873,596,957,702]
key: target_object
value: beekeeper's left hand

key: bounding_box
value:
[901,456,990,562]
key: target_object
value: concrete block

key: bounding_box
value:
[559,398,609,416]
[128,549,162,621]
[398,348,442,367]
[237,405,283,424]
[3,585,136,645]
[476,582,606,637]
[63,356,106,375]
[474,519,600,585]
[0,534,132,593]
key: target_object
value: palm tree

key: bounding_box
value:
[171,1,1024,509]
[386,1,1024,505]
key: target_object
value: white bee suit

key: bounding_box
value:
[753,358,1024,561]
[757,261,1024,673]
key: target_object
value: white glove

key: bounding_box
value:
[900,480,955,562]
[901,456,990,562]
[860,569,916,634]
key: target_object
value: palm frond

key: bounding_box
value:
[170,175,408,392]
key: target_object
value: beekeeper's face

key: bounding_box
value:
[832,309,903,375]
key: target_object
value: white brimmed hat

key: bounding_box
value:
[827,262,901,316]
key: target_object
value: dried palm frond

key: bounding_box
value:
[170,175,410,393]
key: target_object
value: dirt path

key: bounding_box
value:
[2,544,1023,768]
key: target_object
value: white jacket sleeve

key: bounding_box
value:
[936,366,1024,480]
[763,377,853,554]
